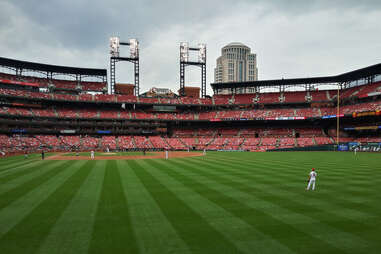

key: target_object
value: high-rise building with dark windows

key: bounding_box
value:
[214,42,258,84]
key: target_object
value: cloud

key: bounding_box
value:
[1,0,380,95]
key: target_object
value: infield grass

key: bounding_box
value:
[0,151,380,253]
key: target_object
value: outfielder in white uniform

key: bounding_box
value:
[306,168,317,191]
[91,150,94,159]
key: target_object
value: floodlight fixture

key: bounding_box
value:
[180,42,189,62]
[179,42,207,98]
[110,37,120,57]
[109,37,139,95]
[198,43,206,63]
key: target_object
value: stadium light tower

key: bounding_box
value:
[179,42,207,98]
[109,37,139,95]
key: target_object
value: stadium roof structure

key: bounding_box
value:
[211,63,381,91]
[0,57,107,77]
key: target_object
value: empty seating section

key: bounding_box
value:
[2,71,381,107]
[180,138,197,147]
[338,137,355,143]
[218,110,242,119]
[224,137,244,150]
[0,129,376,153]
[4,107,19,115]
[165,138,187,149]
[295,108,320,118]
[9,136,40,149]
[340,86,364,99]
[263,128,292,137]
[176,113,195,120]
[100,110,118,119]
[61,136,80,147]
[314,137,333,145]
[57,108,78,118]
[234,94,256,104]
[116,95,138,103]
[278,137,295,148]
[94,94,115,103]
[32,108,57,117]
[15,108,32,116]
[117,136,135,149]
[180,97,200,104]
[266,108,295,118]
[101,136,117,150]
[294,128,322,136]
[198,111,217,120]
[148,136,170,149]
[217,129,239,136]
[310,91,329,101]
[139,97,159,104]
[356,137,381,142]
[319,107,336,116]
[157,113,176,120]
[79,109,98,118]
[134,136,153,149]
[241,138,260,151]
[134,112,153,119]
[297,137,315,147]
[327,90,337,100]
[261,137,277,146]
[283,91,306,103]
[213,95,232,105]
[240,109,268,119]
[54,94,77,101]
[342,101,380,114]
[208,137,227,150]
[0,135,10,150]
[78,94,93,102]
[357,81,381,97]
[199,98,212,104]
[35,135,60,147]
[159,98,179,104]
[197,129,215,136]
[197,137,212,149]
[81,82,106,92]
[54,80,76,90]
[82,136,99,148]
[173,129,194,137]
[119,111,132,119]
[2,72,381,154]
[258,93,280,104]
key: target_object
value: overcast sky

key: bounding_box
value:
[1,0,380,95]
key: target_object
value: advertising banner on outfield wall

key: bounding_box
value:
[97,130,111,134]
[60,130,75,134]
[338,144,349,151]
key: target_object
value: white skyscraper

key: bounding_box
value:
[214,42,258,83]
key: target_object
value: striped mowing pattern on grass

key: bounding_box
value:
[0,151,380,254]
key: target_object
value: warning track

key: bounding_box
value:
[47,151,204,160]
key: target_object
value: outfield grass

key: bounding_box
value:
[0,151,380,253]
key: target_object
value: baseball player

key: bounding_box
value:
[90,150,94,159]
[306,168,317,191]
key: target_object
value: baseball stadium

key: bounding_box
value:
[0,36,381,254]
